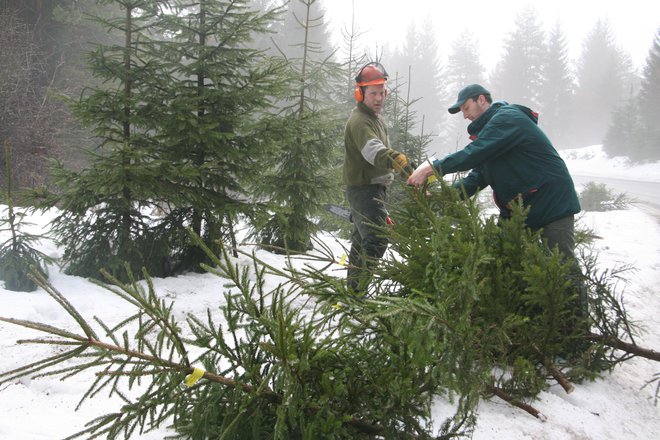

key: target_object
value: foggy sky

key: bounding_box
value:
[323,0,659,71]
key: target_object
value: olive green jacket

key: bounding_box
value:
[342,102,399,187]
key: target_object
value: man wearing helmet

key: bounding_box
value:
[343,62,411,292]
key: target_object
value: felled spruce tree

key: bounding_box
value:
[2,180,659,439]
[0,240,471,439]
[376,180,653,402]
[0,142,55,291]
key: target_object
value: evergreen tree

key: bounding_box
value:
[385,67,434,208]
[39,0,291,278]
[0,142,56,291]
[43,0,176,281]
[603,91,643,159]
[388,19,444,156]
[442,30,486,155]
[247,0,286,51]
[490,6,546,108]
[152,0,288,268]
[572,19,635,148]
[256,0,344,252]
[271,0,334,60]
[637,27,660,161]
[386,67,432,168]
[537,21,575,149]
[337,0,368,112]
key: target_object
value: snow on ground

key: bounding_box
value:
[561,144,660,183]
[1,145,659,439]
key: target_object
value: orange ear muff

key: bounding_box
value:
[354,86,363,102]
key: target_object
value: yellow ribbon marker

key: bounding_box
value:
[331,302,343,309]
[428,175,437,183]
[338,254,348,266]
[184,366,205,387]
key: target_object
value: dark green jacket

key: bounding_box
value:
[343,102,399,187]
[434,102,580,229]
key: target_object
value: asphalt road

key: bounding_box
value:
[572,174,660,222]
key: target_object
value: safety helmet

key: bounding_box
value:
[355,62,389,87]
[354,62,388,101]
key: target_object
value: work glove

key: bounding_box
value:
[391,153,409,171]
[390,153,415,177]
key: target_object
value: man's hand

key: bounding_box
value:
[407,161,436,186]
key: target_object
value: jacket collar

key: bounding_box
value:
[467,101,505,137]
[357,101,379,118]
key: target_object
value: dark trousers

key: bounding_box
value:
[539,214,589,325]
[540,215,575,259]
[346,184,389,292]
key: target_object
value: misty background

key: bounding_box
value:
[323,0,660,158]
[0,0,659,277]
[2,0,659,188]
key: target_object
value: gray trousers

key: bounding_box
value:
[539,215,575,259]
[346,184,389,292]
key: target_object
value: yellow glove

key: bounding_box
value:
[392,153,409,172]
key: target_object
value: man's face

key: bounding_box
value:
[363,84,388,115]
[459,95,489,121]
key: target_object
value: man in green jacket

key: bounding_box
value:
[343,62,410,292]
[408,84,581,259]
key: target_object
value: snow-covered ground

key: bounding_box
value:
[1,145,659,439]
[562,144,660,183]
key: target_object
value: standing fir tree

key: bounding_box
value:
[40,0,291,278]
[338,0,368,112]
[604,27,660,162]
[150,0,289,269]
[256,0,344,252]
[490,6,547,108]
[0,142,56,291]
[44,0,176,280]
[386,66,432,168]
[572,19,635,148]
[603,89,643,159]
[637,27,660,161]
[537,21,575,149]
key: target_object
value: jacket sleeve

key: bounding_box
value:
[360,137,399,169]
[439,111,523,174]
[346,109,400,170]
[452,169,486,198]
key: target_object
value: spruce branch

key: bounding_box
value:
[2,238,456,439]
[533,344,575,394]
[485,384,546,421]
[589,334,660,362]
[30,270,99,340]
[95,266,191,367]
